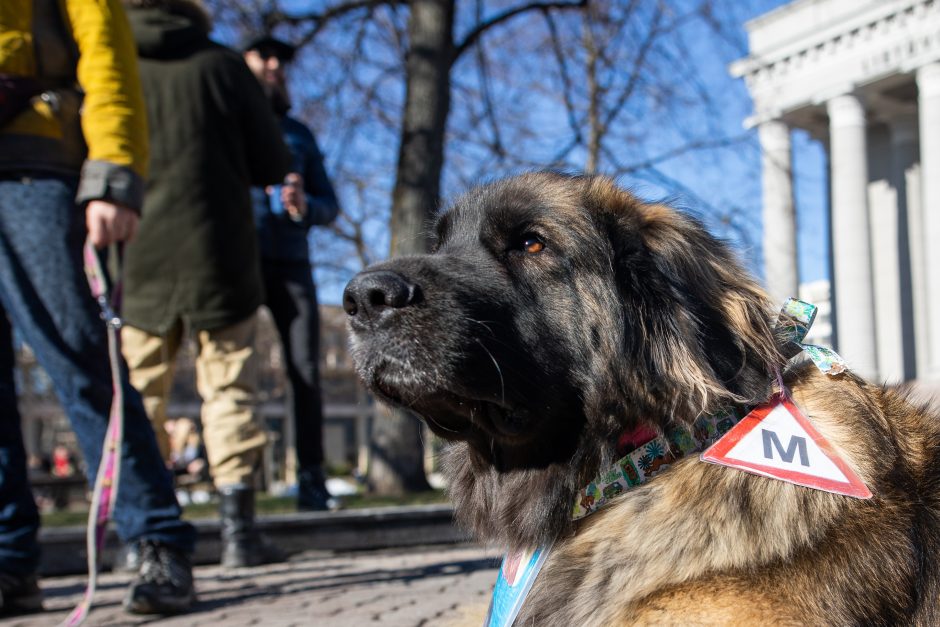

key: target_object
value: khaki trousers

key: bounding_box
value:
[122,313,267,487]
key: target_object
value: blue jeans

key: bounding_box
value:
[0,175,195,575]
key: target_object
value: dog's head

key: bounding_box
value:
[344,172,783,548]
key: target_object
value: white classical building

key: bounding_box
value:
[731,0,940,383]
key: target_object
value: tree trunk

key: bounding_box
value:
[368,0,455,494]
[367,403,430,494]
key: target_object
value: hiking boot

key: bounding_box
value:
[0,572,42,615]
[123,540,195,615]
[219,485,284,568]
[297,467,337,512]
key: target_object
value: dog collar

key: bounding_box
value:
[572,407,743,520]
[572,297,845,521]
[487,413,743,627]
[487,299,844,626]
[616,424,659,452]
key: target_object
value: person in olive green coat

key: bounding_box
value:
[120,0,290,569]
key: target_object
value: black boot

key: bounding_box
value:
[0,572,43,616]
[123,540,195,615]
[297,466,337,511]
[219,485,284,568]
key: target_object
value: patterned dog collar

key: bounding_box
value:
[572,297,845,521]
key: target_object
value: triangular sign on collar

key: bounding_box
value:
[701,394,871,499]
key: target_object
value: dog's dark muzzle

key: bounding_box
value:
[343,269,421,328]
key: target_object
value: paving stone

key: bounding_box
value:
[6,544,499,626]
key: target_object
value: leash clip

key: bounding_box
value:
[96,295,122,330]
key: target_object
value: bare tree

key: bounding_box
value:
[203,0,777,493]
[444,0,768,248]
[208,0,588,493]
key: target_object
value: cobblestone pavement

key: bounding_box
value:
[5,544,499,627]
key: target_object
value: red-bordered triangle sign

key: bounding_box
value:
[701,395,871,499]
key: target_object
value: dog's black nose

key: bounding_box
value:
[343,270,419,320]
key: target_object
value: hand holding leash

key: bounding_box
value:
[86,200,138,248]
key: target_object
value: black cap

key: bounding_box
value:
[241,34,296,62]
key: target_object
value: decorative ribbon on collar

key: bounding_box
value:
[774,298,846,375]
[61,242,126,627]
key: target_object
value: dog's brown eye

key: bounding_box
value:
[522,236,544,254]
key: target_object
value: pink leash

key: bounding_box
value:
[60,241,126,627]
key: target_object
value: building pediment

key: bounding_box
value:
[731,0,940,127]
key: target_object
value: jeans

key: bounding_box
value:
[0,175,195,575]
[262,260,325,471]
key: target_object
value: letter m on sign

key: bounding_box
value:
[761,430,809,466]
[701,395,872,498]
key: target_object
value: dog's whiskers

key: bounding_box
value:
[403,382,465,436]
[425,414,462,434]
[475,339,506,406]
[465,319,548,389]
[467,319,524,355]
[467,318,498,336]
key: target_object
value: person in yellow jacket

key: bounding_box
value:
[0,0,196,616]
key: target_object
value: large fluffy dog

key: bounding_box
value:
[343,172,940,625]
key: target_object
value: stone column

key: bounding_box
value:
[759,120,798,304]
[889,115,919,381]
[918,63,940,379]
[827,94,878,380]
[868,125,902,383]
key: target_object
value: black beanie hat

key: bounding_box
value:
[241,34,296,62]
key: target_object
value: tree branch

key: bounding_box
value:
[453,0,586,63]
[598,2,663,134]
[616,133,749,174]
[543,10,582,151]
[262,0,405,45]
[270,0,400,26]
[473,1,505,158]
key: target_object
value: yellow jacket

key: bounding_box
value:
[0,0,148,209]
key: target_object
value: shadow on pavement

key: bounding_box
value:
[182,555,499,615]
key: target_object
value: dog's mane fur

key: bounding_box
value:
[346,172,940,625]
[442,174,785,551]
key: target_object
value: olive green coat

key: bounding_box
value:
[122,4,289,333]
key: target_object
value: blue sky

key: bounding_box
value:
[621,0,830,289]
[480,0,833,289]
[684,0,829,287]
[218,1,832,305]
[790,133,828,284]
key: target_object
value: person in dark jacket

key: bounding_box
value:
[120,0,290,569]
[243,35,340,511]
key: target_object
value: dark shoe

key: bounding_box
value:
[123,540,195,615]
[297,467,337,512]
[0,572,42,615]
[113,542,140,574]
[220,485,284,568]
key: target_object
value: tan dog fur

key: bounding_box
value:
[345,173,940,625]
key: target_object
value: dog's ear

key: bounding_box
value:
[585,177,782,423]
